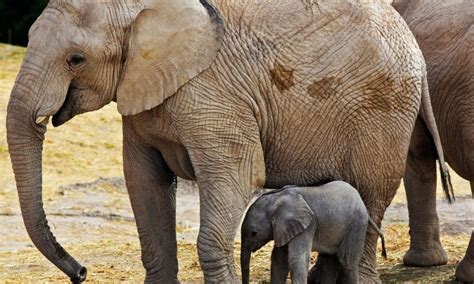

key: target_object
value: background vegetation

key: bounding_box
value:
[0,0,48,46]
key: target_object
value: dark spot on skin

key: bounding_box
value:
[361,73,397,113]
[270,61,295,92]
[307,76,341,100]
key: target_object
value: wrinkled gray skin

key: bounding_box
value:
[6,0,452,282]
[392,1,473,281]
[240,182,386,284]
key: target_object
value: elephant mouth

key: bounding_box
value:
[52,85,85,127]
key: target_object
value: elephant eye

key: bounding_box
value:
[67,53,86,69]
[251,231,257,237]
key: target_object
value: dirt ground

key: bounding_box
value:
[0,43,472,282]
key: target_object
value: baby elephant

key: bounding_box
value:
[240,181,386,284]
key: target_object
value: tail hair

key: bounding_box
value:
[439,162,455,203]
[368,218,387,259]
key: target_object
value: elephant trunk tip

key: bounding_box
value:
[70,266,87,283]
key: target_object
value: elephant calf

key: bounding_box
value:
[240,181,386,284]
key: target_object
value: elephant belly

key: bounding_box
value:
[312,231,343,256]
[155,139,196,180]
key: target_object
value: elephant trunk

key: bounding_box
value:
[6,65,86,282]
[241,249,251,284]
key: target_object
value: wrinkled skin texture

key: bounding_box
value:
[241,182,381,284]
[392,1,474,281]
[6,0,449,282]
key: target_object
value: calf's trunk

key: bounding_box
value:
[241,249,251,284]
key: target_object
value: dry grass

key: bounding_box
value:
[0,44,471,282]
[0,223,470,282]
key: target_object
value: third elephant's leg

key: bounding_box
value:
[123,124,178,283]
[455,231,474,282]
[455,182,474,282]
[403,119,448,266]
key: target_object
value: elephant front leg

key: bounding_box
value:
[197,186,248,282]
[271,245,289,284]
[403,120,448,266]
[287,231,313,284]
[190,143,266,282]
[123,132,178,283]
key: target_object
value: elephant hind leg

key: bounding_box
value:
[308,254,340,284]
[358,204,385,283]
[403,118,448,266]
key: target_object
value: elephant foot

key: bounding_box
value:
[145,274,179,284]
[403,243,448,266]
[200,254,239,283]
[456,256,474,282]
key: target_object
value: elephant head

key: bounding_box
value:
[6,0,222,280]
[240,190,314,284]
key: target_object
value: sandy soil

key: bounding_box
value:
[0,177,471,282]
[0,43,472,282]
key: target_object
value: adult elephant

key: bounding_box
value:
[6,0,451,282]
[392,1,473,281]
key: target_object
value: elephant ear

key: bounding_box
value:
[116,0,223,116]
[272,193,314,247]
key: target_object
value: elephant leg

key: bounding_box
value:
[455,231,474,282]
[123,129,178,283]
[189,138,266,282]
[337,215,366,284]
[287,231,313,284]
[358,201,389,283]
[270,245,289,284]
[403,119,448,266]
[308,254,339,284]
[196,184,248,282]
[455,182,474,282]
[339,267,359,284]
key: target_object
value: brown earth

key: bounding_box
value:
[0,43,472,282]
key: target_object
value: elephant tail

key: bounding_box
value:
[368,218,387,259]
[419,77,455,203]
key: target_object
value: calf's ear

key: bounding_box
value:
[272,193,314,247]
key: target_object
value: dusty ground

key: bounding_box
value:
[0,43,472,282]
